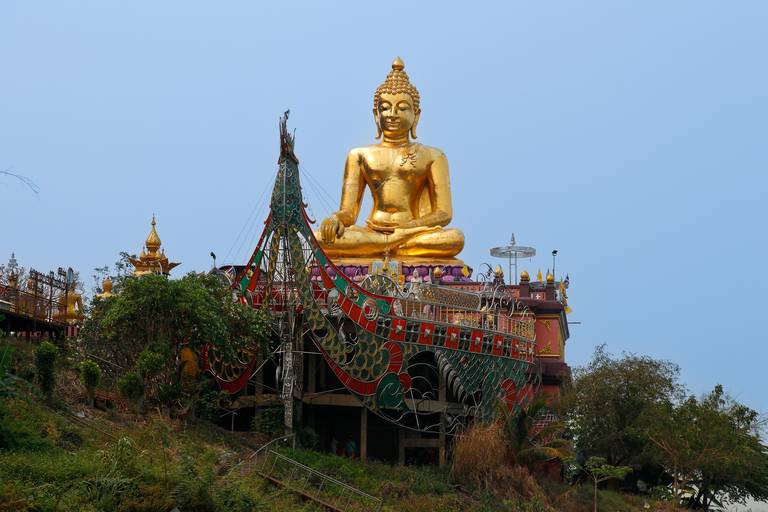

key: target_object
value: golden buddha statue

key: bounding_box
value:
[97,276,116,298]
[317,58,465,261]
[53,281,84,323]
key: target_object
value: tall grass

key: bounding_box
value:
[450,421,548,506]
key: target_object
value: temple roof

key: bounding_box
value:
[128,215,181,276]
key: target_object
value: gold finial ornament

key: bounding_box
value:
[128,216,181,276]
[145,214,161,253]
[546,271,555,283]
[316,59,465,261]
[520,270,530,281]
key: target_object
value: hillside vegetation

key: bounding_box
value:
[2,337,677,512]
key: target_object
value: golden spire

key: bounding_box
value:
[145,214,161,253]
[128,215,181,276]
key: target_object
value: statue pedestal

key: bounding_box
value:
[310,258,473,283]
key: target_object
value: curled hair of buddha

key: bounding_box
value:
[374,57,420,112]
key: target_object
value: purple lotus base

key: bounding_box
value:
[309,264,473,283]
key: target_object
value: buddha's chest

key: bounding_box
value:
[363,147,427,187]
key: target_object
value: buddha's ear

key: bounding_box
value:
[411,108,421,140]
[373,108,382,140]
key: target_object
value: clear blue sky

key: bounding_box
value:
[2,2,767,424]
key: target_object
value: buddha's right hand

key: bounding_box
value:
[320,214,345,244]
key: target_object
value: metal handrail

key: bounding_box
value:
[229,434,295,476]
[262,450,382,512]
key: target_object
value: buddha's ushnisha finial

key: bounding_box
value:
[374,57,420,112]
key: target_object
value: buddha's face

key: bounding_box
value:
[375,93,420,138]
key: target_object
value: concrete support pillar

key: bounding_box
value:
[398,427,405,464]
[360,407,368,460]
[307,354,316,394]
[439,413,446,467]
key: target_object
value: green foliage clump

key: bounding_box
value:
[118,371,144,412]
[647,384,768,509]
[33,341,58,396]
[83,437,138,509]
[170,450,217,512]
[252,406,284,437]
[1,345,42,402]
[296,425,319,450]
[565,456,633,512]
[494,394,572,469]
[556,344,684,466]
[80,359,101,406]
[504,494,552,512]
[197,388,230,422]
[81,271,273,413]
[136,350,165,378]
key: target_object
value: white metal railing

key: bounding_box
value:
[229,434,295,476]
[261,449,382,512]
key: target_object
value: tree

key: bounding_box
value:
[34,341,58,397]
[80,359,101,407]
[494,394,573,469]
[81,272,271,410]
[647,385,768,510]
[556,344,685,466]
[117,371,144,413]
[565,456,633,512]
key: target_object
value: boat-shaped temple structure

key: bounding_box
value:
[204,113,570,465]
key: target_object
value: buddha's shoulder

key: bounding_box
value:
[347,143,446,158]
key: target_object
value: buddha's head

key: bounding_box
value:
[373,57,421,140]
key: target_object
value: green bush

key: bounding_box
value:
[296,425,319,450]
[34,341,58,396]
[80,360,101,406]
[504,495,552,512]
[118,371,144,412]
[197,389,230,423]
[252,406,284,437]
[136,350,164,377]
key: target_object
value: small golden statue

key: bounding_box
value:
[317,58,465,261]
[97,277,116,298]
[53,281,84,323]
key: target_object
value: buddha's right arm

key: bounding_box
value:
[336,151,366,227]
[320,152,366,243]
